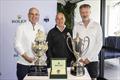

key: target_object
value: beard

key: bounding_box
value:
[82,16,89,21]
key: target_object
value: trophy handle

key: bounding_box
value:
[66,36,74,53]
[81,36,90,56]
[66,36,78,59]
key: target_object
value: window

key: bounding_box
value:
[105,0,120,37]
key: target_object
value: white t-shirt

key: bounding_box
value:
[73,19,103,62]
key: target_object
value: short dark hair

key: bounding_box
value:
[79,4,91,9]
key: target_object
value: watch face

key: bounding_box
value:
[57,69,60,74]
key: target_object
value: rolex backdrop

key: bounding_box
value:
[0,0,57,80]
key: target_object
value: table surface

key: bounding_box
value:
[24,67,91,80]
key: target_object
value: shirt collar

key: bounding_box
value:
[56,25,66,32]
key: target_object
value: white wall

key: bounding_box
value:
[0,0,57,80]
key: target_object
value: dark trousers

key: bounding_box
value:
[17,63,30,80]
[85,61,98,78]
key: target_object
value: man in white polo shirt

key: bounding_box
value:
[14,7,46,80]
[73,4,103,80]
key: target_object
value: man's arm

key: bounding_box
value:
[46,31,53,67]
[85,24,103,62]
[14,26,34,63]
[21,53,34,63]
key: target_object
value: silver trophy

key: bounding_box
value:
[66,32,90,76]
[28,29,48,76]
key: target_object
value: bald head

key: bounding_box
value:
[56,12,65,21]
[56,12,66,28]
[28,7,40,26]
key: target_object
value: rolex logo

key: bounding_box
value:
[12,14,26,24]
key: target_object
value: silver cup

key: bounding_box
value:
[66,32,90,76]
[28,29,48,76]
[32,29,48,66]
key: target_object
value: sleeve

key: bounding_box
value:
[46,31,53,67]
[14,26,25,55]
[87,24,103,61]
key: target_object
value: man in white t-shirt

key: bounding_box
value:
[73,4,103,80]
[14,7,46,80]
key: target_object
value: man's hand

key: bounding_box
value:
[21,53,34,63]
[79,59,84,63]
[84,58,90,64]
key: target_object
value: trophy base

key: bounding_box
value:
[28,65,48,76]
[70,66,85,76]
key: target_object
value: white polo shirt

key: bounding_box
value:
[73,19,103,62]
[14,21,46,65]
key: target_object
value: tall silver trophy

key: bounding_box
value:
[66,32,90,76]
[28,29,48,76]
